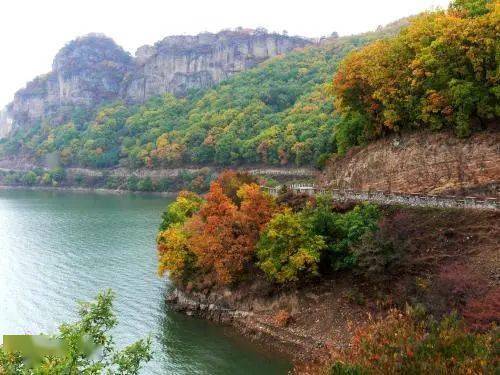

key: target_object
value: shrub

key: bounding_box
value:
[126,176,139,191]
[327,203,381,270]
[21,171,37,186]
[330,307,498,374]
[257,209,325,283]
[351,229,398,281]
[305,197,381,271]
[137,177,154,191]
[436,263,487,309]
[157,177,175,192]
[105,176,123,189]
[274,309,292,327]
[275,188,311,212]
[49,167,66,183]
[74,173,85,186]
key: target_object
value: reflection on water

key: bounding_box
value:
[0,189,290,374]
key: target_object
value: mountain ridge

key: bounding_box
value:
[4,29,310,133]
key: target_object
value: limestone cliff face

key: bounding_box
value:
[7,30,310,131]
[124,30,311,101]
[0,109,13,138]
[9,34,133,126]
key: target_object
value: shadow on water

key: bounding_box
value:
[156,296,292,375]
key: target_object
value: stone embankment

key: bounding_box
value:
[263,184,499,210]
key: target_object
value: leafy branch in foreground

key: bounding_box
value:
[0,290,152,374]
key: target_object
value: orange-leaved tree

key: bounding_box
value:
[187,181,276,285]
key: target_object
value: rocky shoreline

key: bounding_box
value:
[165,286,331,365]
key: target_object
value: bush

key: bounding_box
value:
[21,171,37,186]
[257,209,325,283]
[351,228,398,281]
[275,188,311,212]
[126,176,139,191]
[305,197,381,271]
[137,177,154,191]
[274,309,292,327]
[330,307,498,374]
[105,176,123,189]
[463,288,500,331]
[49,167,66,183]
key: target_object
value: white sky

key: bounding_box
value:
[0,0,450,108]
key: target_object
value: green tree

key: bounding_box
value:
[0,290,152,374]
[137,177,154,192]
[21,171,37,186]
[159,191,204,231]
[257,209,325,283]
[328,203,381,270]
[450,0,492,17]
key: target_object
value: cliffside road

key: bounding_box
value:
[263,184,499,211]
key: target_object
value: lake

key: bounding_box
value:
[0,189,290,374]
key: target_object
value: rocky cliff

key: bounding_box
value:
[124,30,310,101]
[320,128,500,198]
[0,109,13,138]
[6,30,310,132]
[9,34,133,126]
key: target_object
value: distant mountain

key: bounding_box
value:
[0,23,406,169]
[5,30,310,130]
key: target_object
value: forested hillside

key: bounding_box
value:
[0,23,404,169]
[331,0,499,153]
[1,0,497,179]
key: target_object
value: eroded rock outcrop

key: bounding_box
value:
[6,30,310,133]
[124,30,310,101]
[9,34,133,126]
[320,128,500,197]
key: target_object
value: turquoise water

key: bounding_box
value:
[0,189,290,374]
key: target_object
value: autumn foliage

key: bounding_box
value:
[157,171,276,285]
[187,181,276,284]
[330,307,498,374]
[331,0,499,154]
[157,171,384,287]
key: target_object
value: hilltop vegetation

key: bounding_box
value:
[331,0,499,153]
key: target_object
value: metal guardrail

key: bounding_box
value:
[261,184,499,211]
